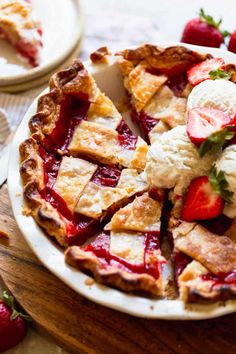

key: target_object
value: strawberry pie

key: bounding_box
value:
[0,0,42,66]
[20,44,236,303]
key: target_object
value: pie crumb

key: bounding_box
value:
[85,278,95,286]
[15,192,21,197]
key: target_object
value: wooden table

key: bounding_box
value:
[0,184,236,353]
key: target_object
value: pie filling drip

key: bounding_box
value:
[85,231,162,278]
[43,94,91,153]
[116,119,138,149]
[91,166,121,188]
[131,110,158,143]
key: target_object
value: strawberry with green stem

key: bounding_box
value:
[181,8,230,48]
[0,291,31,352]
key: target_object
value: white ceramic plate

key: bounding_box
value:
[8,42,236,319]
[0,0,83,86]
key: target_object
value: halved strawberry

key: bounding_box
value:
[181,176,224,222]
[187,58,224,86]
[187,107,234,146]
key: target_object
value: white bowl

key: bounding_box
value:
[8,42,236,319]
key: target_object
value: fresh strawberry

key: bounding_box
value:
[187,107,234,146]
[0,291,30,352]
[228,30,236,53]
[187,58,225,86]
[181,8,229,48]
[181,176,224,221]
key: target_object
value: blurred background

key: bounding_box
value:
[81,0,236,59]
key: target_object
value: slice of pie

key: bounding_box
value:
[169,221,236,302]
[0,0,42,66]
[65,193,167,296]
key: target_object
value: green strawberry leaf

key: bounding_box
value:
[199,126,235,157]
[199,8,230,39]
[209,68,232,80]
[209,168,233,203]
[199,8,221,29]
[2,291,32,321]
[221,30,231,38]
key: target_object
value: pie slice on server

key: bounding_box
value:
[65,193,167,296]
[169,222,236,302]
[0,0,42,66]
[117,45,210,142]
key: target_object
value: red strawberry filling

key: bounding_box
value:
[91,166,121,188]
[85,231,162,278]
[15,38,42,67]
[187,58,225,86]
[43,94,91,153]
[38,147,101,246]
[116,119,137,149]
[131,109,158,143]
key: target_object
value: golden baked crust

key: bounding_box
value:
[75,169,148,219]
[90,46,111,64]
[19,134,68,246]
[107,193,162,232]
[174,223,236,274]
[170,222,236,302]
[179,261,236,303]
[29,60,98,136]
[117,45,211,70]
[124,60,167,112]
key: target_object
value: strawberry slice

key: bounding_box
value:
[181,176,224,221]
[187,107,234,146]
[187,58,224,86]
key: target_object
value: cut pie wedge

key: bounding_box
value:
[169,221,236,302]
[0,0,42,66]
[65,193,167,296]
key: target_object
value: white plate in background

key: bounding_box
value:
[8,42,236,319]
[0,0,83,86]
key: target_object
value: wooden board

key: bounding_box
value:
[0,184,236,354]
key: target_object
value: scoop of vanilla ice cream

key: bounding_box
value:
[145,125,217,197]
[215,145,236,218]
[187,80,236,117]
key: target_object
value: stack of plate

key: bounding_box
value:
[0,0,83,93]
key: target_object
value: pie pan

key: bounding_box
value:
[8,42,236,319]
